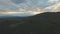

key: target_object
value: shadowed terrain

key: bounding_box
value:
[0,12,60,34]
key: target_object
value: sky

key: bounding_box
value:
[0,0,60,17]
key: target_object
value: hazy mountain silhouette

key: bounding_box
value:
[0,12,60,34]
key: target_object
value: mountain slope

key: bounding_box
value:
[0,12,60,34]
[19,12,60,33]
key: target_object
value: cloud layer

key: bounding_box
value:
[0,0,60,16]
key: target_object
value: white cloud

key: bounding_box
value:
[48,0,59,3]
[1,0,60,17]
[44,2,60,12]
[0,0,20,10]
[0,7,44,16]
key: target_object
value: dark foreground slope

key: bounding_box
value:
[0,12,60,34]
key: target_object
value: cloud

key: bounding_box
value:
[0,0,20,10]
[11,0,26,4]
[0,7,44,16]
[44,2,60,12]
[0,0,58,10]
[48,0,59,3]
[0,0,45,17]
[0,0,60,17]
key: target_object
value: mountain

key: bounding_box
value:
[19,12,60,34]
[0,12,60,34]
